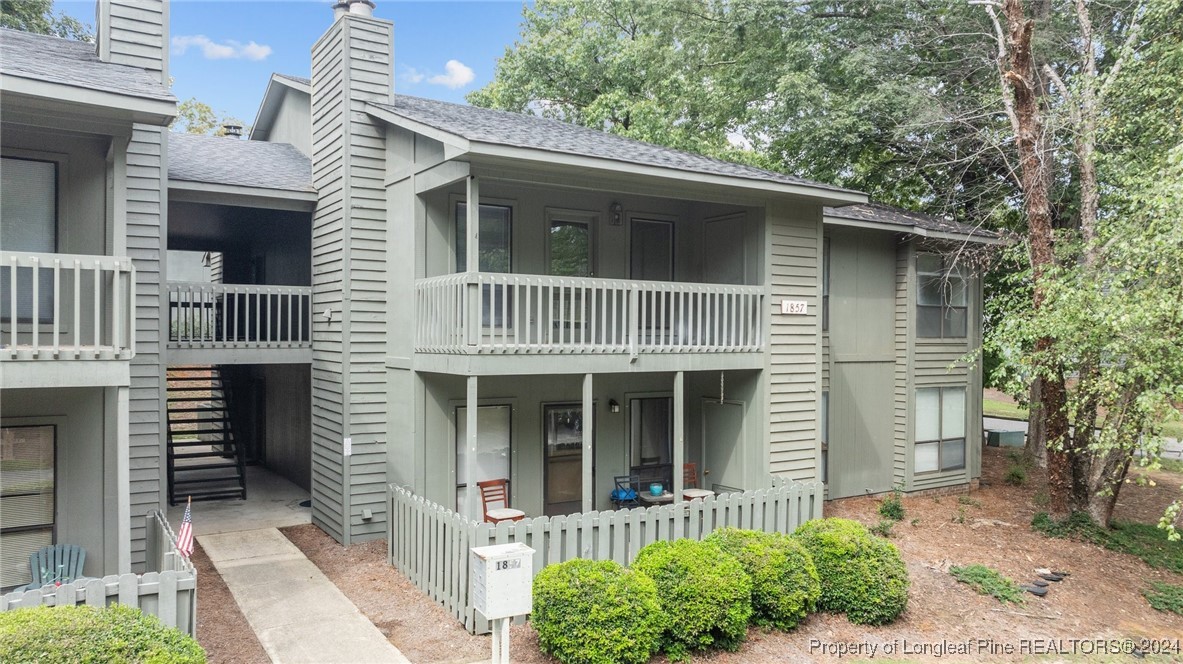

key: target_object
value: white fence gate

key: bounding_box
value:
[388,478,822,633]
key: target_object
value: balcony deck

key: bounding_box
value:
[166,282,312,364]
[414,273,766,374]
[2,251,135,387]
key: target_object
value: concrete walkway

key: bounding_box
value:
[199,528,409,664]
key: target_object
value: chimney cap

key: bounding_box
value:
[332,1,349,18]
[221,123,243,138]
[348,0,375,17]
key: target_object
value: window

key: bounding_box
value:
[916,253,967,338]
[455,203,511,273]
[1,157,57,323]
[914,387,966,473]
[548,219,591,277]
[1,425,55,589]
[630,397,672,468]
[455,202,512,326]
[822,236,830,332]
[820,391,829,483]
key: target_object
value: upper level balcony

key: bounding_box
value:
[415,272,765,370]
[1,251,135,388]
[165,281,312,364]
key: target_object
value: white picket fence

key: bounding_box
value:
[388,477,822,634]
[0,511,197,636]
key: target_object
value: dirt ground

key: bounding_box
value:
[191,542,270,664]
[231,447,1183,663]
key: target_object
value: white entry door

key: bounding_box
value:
[456,405,512,522]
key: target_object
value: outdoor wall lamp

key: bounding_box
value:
[610,202,623,225]
[608,399,621,413]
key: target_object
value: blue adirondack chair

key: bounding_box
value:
[19,544,86,591]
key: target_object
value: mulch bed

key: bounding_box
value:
[231,446,1183,662]
[191,542,270,664]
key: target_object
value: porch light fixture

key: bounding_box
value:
[610,202,623,225]
[608,399,620,413]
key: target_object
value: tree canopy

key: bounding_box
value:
[0,0,91,41]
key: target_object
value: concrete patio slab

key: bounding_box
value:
[199,527,408,664]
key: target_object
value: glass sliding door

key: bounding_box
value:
[543,404,586,516]
[455,404,512,522]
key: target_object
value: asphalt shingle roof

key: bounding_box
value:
[274,73,311,87]
[168,132,313,192]
[825,203,999,239]
[0,28,173,102]
[370,95,861,196]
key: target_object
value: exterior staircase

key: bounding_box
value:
[166,366,247,504]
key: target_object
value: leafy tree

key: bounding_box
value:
[1,0,91,41]
[172,98,248,137]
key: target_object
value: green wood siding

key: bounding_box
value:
[310,14,393,544]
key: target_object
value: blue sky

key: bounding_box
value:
[59,1,528,125]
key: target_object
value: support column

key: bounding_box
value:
[582,373,594,513]
[466,375,480,521]
[116,385,131,572]
[465,176,480,347]
[673,371,685,504]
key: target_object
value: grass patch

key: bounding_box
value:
[949,564,1025,605]
[983,398,1028,421]
[1149,457,1183,475]
[982,396,1183,438]
[1143,582,1183,615]
[1032,512,1183,573]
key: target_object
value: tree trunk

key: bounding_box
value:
[1024,376,1047,467]
[1001,0,1071,516]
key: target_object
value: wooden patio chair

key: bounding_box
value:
[20,544,86,591]
[682,463,714,500]
[477,478,526,524]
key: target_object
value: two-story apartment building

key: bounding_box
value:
[1,0,998,588]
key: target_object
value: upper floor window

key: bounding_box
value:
[1,157,57,323]
[916,253,967,338]
[455,202,512,273]
[914,387,966,473]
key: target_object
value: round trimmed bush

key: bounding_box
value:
[0,603,205,663]
[705,527,821,630]
[632,539,752,659]
[532,558,664,664]
[792,518,909,625]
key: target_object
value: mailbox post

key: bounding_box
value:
[471,543,534,663]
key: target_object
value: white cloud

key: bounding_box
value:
[172,35,272,61]
[400,66,426,84]
[427,60,475,89]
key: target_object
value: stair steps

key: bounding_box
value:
[166,365,247,505]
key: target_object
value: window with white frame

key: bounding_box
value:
[1,157,57,323]
[914,387,966,473]
[0,425,56,589]
[916,253,967,338]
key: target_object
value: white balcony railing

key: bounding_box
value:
[416,273,765,355]
[1,251,135,360]
[167,282,311,349]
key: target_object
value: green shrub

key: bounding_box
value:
[632,539,752,660]
[869,519,895,538]
[878,489,905,521]
[1004,465,1027,486]
[1143,582,1183,615]
[792,518,909,625]
[0,604,205,664]
[949,564,1025,605]
[704,528,820,630]
[532,558,664,664]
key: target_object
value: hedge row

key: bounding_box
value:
[531,518,908,663]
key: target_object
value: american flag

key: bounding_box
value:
[176,497,194,558]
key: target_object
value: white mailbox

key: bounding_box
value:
[470,543,534,620]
